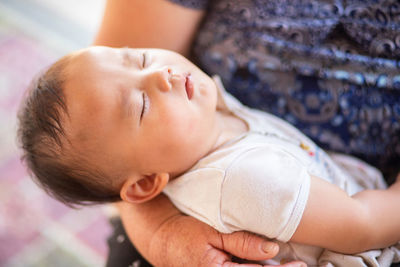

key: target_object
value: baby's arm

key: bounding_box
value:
[291,174,400,254]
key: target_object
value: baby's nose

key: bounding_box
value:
[152,67,172,92]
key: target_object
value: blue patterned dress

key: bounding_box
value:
[169,0,400,182]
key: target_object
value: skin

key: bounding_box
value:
[64,47,219,177]
[293,174,400,253]
[64,46,247,199]
[94,0,204,55]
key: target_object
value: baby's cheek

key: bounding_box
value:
[186,117,198,132]
[157,104,200,149]
[169,121,197,152]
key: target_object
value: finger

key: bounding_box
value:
[223,263,264,267]
[202,245,262,267]
[202,243,234,267]
[264,261,307,267]
[217,231,279,261]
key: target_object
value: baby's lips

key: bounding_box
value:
[185,74,194,100]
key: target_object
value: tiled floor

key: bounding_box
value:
[0,1,113,266]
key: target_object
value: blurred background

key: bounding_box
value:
[0,0,115,266]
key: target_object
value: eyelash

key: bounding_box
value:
[140,92,149,121]
[142,53,146,68]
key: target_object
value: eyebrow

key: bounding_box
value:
[119,85,136,119]
[121,47,141,67]
[121,48,132,66]
[118,48,140,120]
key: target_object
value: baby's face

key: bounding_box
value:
[63,46,218,181]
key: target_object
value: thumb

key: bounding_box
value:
[213,231,279,261]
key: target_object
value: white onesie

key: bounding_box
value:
[163,77,399,267]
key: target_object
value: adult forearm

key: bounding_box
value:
[116,193,181,265]
[353,182,400,250]
[94,0,205,56]
[117,194,286,267]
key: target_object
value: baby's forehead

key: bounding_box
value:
[61,47,124,130]
[66,47,108,68]
[62,49,111,83]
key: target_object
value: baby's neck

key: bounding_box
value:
[169,109,247,179]
[209,109,248,153]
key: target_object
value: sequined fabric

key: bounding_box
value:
[169,0,400,179]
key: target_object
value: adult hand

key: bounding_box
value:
[147,213,305,267]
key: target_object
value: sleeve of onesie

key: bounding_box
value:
[220,146,311,242]
[166,0,210,9]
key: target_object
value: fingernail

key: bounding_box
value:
[262,242,277,253]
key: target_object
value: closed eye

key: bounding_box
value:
[142,53,146,68]
[140,92,149,122]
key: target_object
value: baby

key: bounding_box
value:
[18,46,400,266]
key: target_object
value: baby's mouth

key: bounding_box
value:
[185,74,194,100]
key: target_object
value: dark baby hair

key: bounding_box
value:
[17,57,121,207]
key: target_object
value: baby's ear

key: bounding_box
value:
[120,173,169,204]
